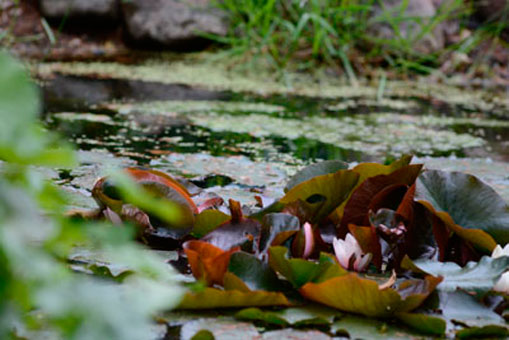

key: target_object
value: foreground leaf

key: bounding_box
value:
[178,288,291,309]
[415,170,509,245]
[300,274,441,317]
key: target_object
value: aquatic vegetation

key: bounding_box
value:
[187,111,484,157]
[73,155,509,338]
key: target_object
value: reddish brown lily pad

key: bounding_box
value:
[183,240,240,286]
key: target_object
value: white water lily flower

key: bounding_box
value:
[492,244,509,294]
[333,233,372,272]
[493,272,509,294]
[491,244,509,258]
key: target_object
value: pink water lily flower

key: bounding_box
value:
[333,233,372,272]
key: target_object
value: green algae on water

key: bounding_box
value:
[187,112,485,157]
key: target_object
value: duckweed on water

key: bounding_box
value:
[187,112,484,157]
[32,54,509,118]
[109,100,286,116]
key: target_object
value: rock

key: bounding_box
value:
[121,0,228,49]
[370,0,457,54]
[39,0,119,21]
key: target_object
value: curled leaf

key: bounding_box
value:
[280,169,359,223]
[415,170,509,246]
[183,240,239,286]
[268,246,346,288]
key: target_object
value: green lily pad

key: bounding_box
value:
[258,213,300,254]
[280,169,359,223]
[438,291,509,338]
[235,304,341,328]
[268,246,346,289]
[332,315,429,339]
[179,317,259,340]
[191,210,231,238]
[300,274,442,318]
[178,288,291,309]
[284,160,348,192]
[227,252,285,292]
[190,329,215,340]
[404,256,509,293]
[415,169,509,245]
[395,312,446,336]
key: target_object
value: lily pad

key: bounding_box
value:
[280,169,359,223]
[331,155,413,222]
[403,255,509,293]
[300,274,442,317]
[201,200,261,251]
[235,305,341,328]
[191,210,231,238]
[258,213,301,254]
[332,315,429,339]
[177,288,291,309]
[179,317,259,340]
[268,247,346,288]
[339,164,422,235]
[395,312,446,336]
[227,252,285,292]
[438,291,509,337]
[183,240,239,286]
[415,169,509,245]
[284,160,348,192]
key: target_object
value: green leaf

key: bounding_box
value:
[396,312,446,336]
[235,304,341,328]
[191,210,231,238]
[284,160,348,192]
[438,291,508,338]
[235,308,289,326]
[280,169,359,223]
[405,256,509,293]
[268,246,346,288]
[332,315,429,339]
[190,329,215,340]
[415,170,509,245]
[300,274,442,317]
[177,288,291,309]
[227,252,285,292]
[259,213,300,254]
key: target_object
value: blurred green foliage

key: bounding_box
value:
[0,52,184,339]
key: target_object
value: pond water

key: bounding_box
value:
[39,71,509,209]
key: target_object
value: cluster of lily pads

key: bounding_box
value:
[80,155,509,338]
